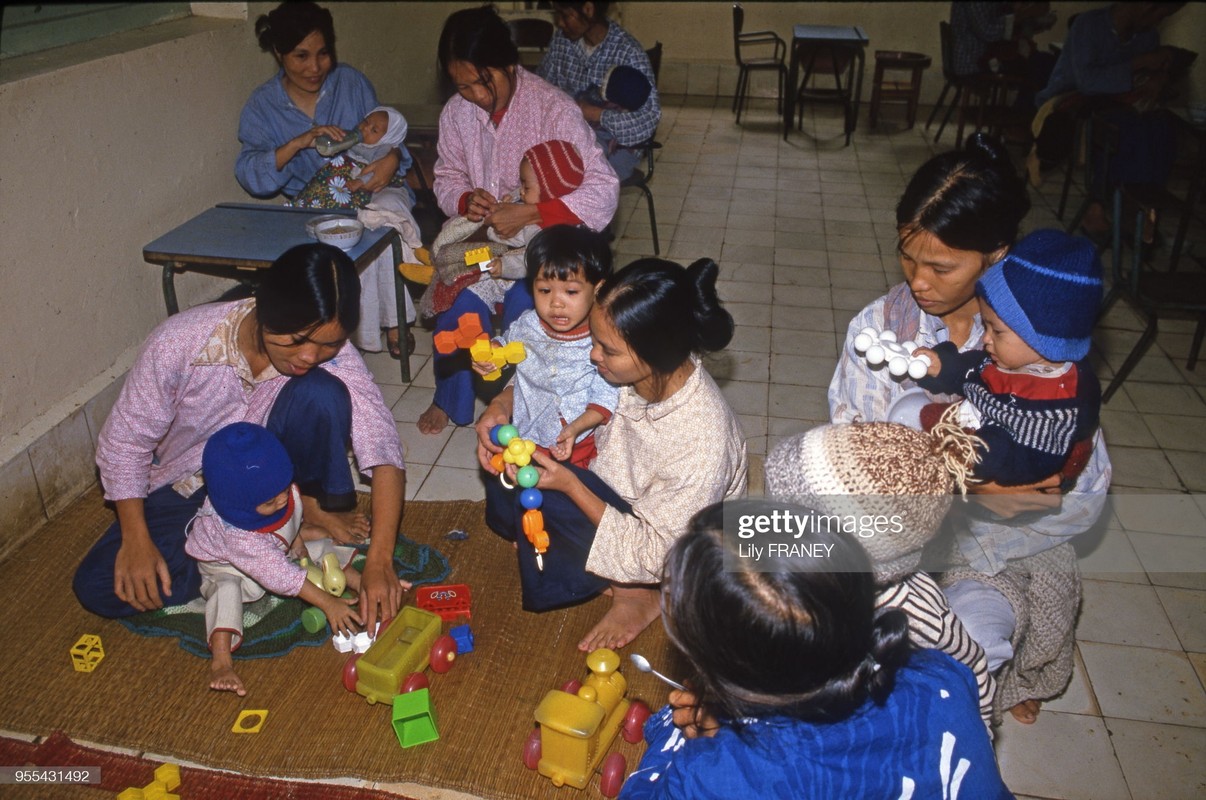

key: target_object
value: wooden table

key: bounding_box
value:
[783,24,869,145]
[143,202,410,381]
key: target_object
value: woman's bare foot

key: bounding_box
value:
[301,497,370,545]
[578,585,661,652]
[1009,699,1041,724]
[418,403,450,435]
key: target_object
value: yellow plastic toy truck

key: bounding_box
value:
[344,605,457,704]
[523,648,650,798]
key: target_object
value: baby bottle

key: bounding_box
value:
[315,128,363,157]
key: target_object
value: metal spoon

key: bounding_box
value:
[630,653,686,691]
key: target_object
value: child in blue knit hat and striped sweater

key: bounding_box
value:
[912,228,1103,489]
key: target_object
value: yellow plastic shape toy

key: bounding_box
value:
[391,687,440,748]
[70,634,104,672]
[155,763,182,792]
[141,781,167,800]
[468,339,526,381]
[115,789,144,800]
[531,648,632,791]
[355,606,443,705]
[464,246,494,272]
[231,709,269,734]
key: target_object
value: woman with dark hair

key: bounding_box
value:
[620,500,1011,799]
[419,4,619,435]
[539,1,661,181]
[828,134,1110,727]
[74,244,407,634]
[235,1,415,359]
[475,258,746,652]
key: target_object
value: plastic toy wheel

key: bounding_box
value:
[621,700,652,743]
[599,752,627,798]
[342,653,361,693]
[401,672,430,694]
[522,728,542,770]
[429,634,458,674]
[559,679,582,695]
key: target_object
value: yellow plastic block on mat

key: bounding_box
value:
[142,781,167,800]
[70,634,104,672]
[232,709,269,733]
[464,246,493,271]
[154,763,181,792]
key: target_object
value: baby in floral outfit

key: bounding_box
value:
[291,105,411,210]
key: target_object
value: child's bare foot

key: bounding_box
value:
[1009,699,1041,724]
[210,662,247,696]
[578,585,661,652]
[418,404,450,435]
[345,568,362,593]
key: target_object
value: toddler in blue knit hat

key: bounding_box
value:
[185,422,363,696]
[912,229,1103,489]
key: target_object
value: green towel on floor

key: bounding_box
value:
[118,535,450,659]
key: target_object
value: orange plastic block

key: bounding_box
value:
[70,634,104,672]
[434,312,487,354]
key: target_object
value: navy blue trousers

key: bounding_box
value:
[432,281,534,426]
[73,368,355,618]
[484,463,632,612]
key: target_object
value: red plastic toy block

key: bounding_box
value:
[415,583,472,622]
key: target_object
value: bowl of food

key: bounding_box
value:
[305,214,346,239]
[314,217,364,251]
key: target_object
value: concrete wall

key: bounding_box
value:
[0,2,1201,544]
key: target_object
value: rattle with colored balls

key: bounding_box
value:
[852,326,931,380]
[489,424,550,571]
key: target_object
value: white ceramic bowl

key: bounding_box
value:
[314,218,364,250]
[305,214,346,239]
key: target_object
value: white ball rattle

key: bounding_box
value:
[852,326,931,381]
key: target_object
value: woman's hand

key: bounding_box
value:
[358,558,409,635]
[668,688,720,739]
[114,536,171,612]
[475,390,515,472]
[349,148,401,193]
[464,188,498,222]
[967,474,1062,518]
[486,202,541,239]
[530,449,582,495]
[295,125,346,151]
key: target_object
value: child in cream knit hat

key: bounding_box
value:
[765,421,995,728]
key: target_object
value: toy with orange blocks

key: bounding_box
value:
[433,312,525,381]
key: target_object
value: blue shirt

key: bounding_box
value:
[235,63,412,199]
[538,23,661,147]
[621,649,1014,800]
[1036,7,1160,106]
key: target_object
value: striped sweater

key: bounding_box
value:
[877,572,995,730]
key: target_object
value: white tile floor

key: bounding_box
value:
[361,95,1206,799]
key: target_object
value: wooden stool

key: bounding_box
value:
[869,51,931,129]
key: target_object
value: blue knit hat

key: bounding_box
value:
[202,422,293,531]
[976,228,1103,362]
[602,64,652,111]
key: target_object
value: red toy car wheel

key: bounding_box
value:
[429,634,458,674]
[622,700,652,743]
[342,653,361,693]
[559,679,582,694]
[401,672,430,694]
[599,752,627,798]
[522,728,542,770]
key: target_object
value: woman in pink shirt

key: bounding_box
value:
[73,244,406,634]
[417,5,619,435]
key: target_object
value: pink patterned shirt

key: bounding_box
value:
[433,67,619,232]
[97,299,403,502]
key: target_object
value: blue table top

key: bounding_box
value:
[792,24,868,44]
[143,203,392,267]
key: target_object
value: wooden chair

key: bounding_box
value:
[732,3,787,124]
[927,20,1016,147]
[621,42,664,254]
